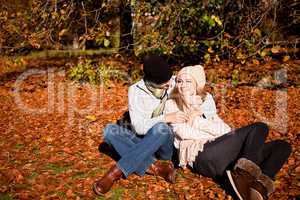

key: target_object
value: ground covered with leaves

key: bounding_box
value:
[0,59,299,200]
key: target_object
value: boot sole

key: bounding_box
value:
[250,188,264,200]
[226,170,243,200]
[92,182,105,196]
[168,169,176,184]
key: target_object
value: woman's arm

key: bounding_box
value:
[190,93,231,136]
[200,93,217,119]
[172,123,215,140]
[191,115,231,137]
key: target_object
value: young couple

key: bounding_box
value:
[92,55,291,200]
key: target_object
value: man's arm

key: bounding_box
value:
[128,86,164,135]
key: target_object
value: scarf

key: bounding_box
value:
[144,80,168,118]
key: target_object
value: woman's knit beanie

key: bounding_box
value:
[177,65,206,90]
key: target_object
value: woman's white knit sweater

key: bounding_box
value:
[164,93,232,168]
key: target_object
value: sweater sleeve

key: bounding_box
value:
[201,93,217,119]
[128,86,164,135]
[164,100,213,140]
[191,115,231,137]
[193,93,231,136]
[172,123,215,140]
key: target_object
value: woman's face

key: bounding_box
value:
[176,73,197,97]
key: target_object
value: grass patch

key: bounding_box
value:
[44,163,71,174]
[15,143,24,150]
[71,171,87,180]
[0,193,15,200]
[110,187,124,200]
[88,168,106,177]
[32,146,40,156]
[95,197,106,200]
[176,170,185,179]
[56,191,67,198]
[14,183,32,190]
[27,171,39,180]
[72,168,106,180]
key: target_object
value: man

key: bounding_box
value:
[93,55,188,195]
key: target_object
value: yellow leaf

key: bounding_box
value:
[271,46,280,54]
[215,55,220,62]
[211,15,222,26]
[252,59,260,65]
[86,115,97,122]
[253,28,261,37]
[223,32,232,38]
[207,47,214,53]
[259,50,267,57]
[45,136,53,142]
[282,55,290,62]
[59,29,68,37]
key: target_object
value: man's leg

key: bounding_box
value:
[93,122,174,195]
[116,122,174,177]
[103,124,155,176]
[104,124,141,156]
[103,123,174,176]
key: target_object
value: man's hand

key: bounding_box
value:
[164,111,189,123]
[189,108,203,119]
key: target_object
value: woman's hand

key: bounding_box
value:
[164,111,189,123]
[187,107,203,125]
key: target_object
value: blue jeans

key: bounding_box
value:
[103,122,174,178]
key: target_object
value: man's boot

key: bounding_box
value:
[92,165,123,195]
[147,160,176,183]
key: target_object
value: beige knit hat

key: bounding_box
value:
[177,65,206,91]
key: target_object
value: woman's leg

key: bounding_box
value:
[193,122,269,178]
[259,140,291,179]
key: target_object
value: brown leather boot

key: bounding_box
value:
[147,160,176,183]
[92,165,123,195]
[250,173,274,200]
[226,168,253,200]
[250,180,268,200]
[233,158,274,200]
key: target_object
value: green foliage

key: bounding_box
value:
[231,70,239,87]
[133,0,225,62]
[68,59,97,84]
[68,59,128,85]
[132,0,296,64]
[1,0,298,63]
[0,0,120,55]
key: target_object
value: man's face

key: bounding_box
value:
[156,80,170,90]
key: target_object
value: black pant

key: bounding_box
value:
[193,122,291,179]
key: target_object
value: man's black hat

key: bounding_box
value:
[143,55,172,84]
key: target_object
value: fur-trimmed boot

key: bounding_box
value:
[234,158,275,200]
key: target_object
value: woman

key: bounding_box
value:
[164,65,291,200]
